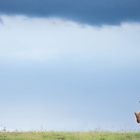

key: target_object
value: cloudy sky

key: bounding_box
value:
[0,0,140,131]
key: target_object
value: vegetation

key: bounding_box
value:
[0,132,140,140]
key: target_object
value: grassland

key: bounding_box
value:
[0,132,140,140]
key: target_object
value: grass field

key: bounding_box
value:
[0,132,140,140]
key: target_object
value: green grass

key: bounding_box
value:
[0,132,140,140]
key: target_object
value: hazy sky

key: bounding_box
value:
[0,0,140,131]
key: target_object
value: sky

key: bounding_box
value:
[0,0,140,131]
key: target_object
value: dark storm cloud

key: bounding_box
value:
[0,0,140,25]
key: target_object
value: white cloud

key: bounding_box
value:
[0,15,140,66]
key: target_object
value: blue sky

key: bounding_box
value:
[0,0,140,131]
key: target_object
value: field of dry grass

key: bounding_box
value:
[0,132,140,140]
